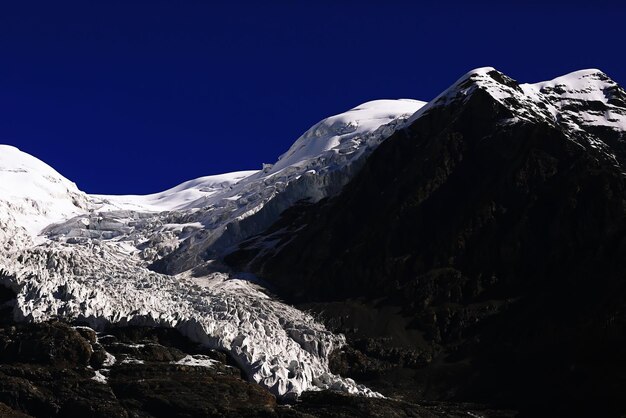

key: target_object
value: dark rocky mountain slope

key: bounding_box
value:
[227,68,626,417]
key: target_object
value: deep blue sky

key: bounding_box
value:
[1,1,625,194]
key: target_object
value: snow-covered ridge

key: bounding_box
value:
[521,69,626,133]
[93,99,424,215]
[0,98,424,399]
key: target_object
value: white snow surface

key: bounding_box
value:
[272,99,425,173]
[0,145,89,237]
[0,98,424,399]
[93,171,258,212]
[92,370,108,384]
[174,354,219,368]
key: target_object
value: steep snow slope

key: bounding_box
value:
[271,99,424,173]
[0,98,425,399]
[0,145,89,238]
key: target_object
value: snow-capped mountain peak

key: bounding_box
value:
[520,68,626,133]
[406,67,626,158]
[272,99,425,173]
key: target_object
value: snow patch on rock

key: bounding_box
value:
[92,370,108,384]
[174,354,219,368]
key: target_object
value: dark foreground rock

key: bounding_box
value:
[0,402,32,418]
[0,315,512,418]
[284,391,514,418]
[0,320,273,417]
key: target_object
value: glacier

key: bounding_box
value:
[0,98,425,398]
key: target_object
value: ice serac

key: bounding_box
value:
[0,98,425,399]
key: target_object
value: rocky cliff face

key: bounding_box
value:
[227,68,626,417]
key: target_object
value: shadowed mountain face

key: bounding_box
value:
[227,69,626,417]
